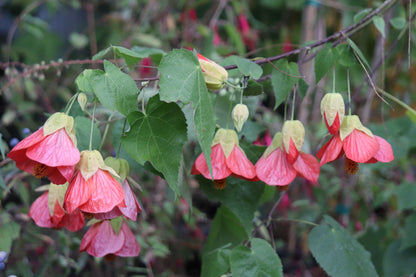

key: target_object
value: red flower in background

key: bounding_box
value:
[7,113,80,184]
[80,219,140,258]
[64,150,125,214]
[317,115,394,173]
[139,57,153,78]
[191,128,256,189]
[29,188,84,232]
[238,13,256,51]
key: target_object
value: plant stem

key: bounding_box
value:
[89,100,97,151]
[64,93,79,115]
[99,112,115,151]
[116,118,128,158]
[377,88,416,118]
[347,68,352,115]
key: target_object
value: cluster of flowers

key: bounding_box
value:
[192,56,394,188]
[7,112,141,259]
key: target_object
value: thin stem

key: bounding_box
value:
[332,66,336,94]
[377,88,416,117]
[268,191,286,220]
[347,68,352,115]
[89,100,97,151]
[99,112,115,151]
[409,0,412,70]
[224,80,242,90]
[116,118,128,158]
[271,217,318,227]
[64,93,79,115]
[291,87,296,120]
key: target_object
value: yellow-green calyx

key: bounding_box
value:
[212,128,239,158]
[339,115,373,140]
[320,93,345,126]
[263,132,284,158]
[77,150,119,181]
[43,112,77,147]
[199,58,228,90]
[77,93,88,111]
[105,157,130,182]
[232,104,249,132]
[282,120,305,153]
[48,182,68,216]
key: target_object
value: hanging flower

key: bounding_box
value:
[64,150,125,215]
[320,93,345,134]
[191,128,256,189]
[29,184,84,232]
[317,115,394,173]
[7,112,80,184]
[79,219,140,258]
[197,53,228,90]
[255,129,320,187]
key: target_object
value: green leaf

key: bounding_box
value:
[74,116,101,151]
[131,46,165,65]
[0,213,21,253]
[199,176,265,235]
[75,61,138,116]
[298,78,309,99]
[203,206,248,254]
[308,215,378,277]
[92,46,113,60]
[383,240,416,277]
[390,17,406,30]
[159,49,215,177]
[358,227,388,274]
[244,80,263,96]
[335,44,357,67]
[230,238,283,277]
[224,23,245,56]
[0,133,5,159]
[400,214,416,251]
[347,38,370,69]
[121,95,187,195]
[271,59,299,109]
[315,44,336,84]
[406,110,416,123]
[226,56,263,79]
[373,16,385,37]
[395,182,416,211]
[201,249,231,277]
[353,8,372,24]
[93,46,165,66]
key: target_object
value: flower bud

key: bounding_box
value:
[282,120,305,164]
[320,93,345,134]
[197,53,228,90]
[105,157,130,182]
[232,104,249,132]
[77,93,88,111]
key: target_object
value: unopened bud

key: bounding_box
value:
[77,93,88,111]
[320,93,345,134]
[232,104,249,132]
[197,53,228,90]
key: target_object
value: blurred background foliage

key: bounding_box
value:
[0,0,416,276]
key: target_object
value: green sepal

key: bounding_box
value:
[43,112,77,147]
[212,129,239,158]
[110,216,123,235]
[339,115,373,141]
[263,132,283,158]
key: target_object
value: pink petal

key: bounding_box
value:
[78,170,125,214]
[255,148,297,186]
[293,152,320,183]
[62,209,85,232]
[64,171,93,214]
[226,146,256,180]
[28,192,55,228]
[79,222,99,252]
[192,144,231,180]
[371,135,394,163]
[114,221,140,257]
[26,128,80,167]
[86,221,125,257]
[285,138,299,165]
[52,200,66,227]
[317,133,344,165]
[324,112,341,134]
[44,166,71,185]
[343,130,379,163]
[7,128,44,153]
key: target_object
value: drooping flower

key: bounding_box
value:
[320,93,345,134]
[79,219,140,258]
[232,104,249,132]
[64,150,125,214]
[29,183,85,232]
[7,112,80,184]
[255,127,320,187]
[197,53,228,90]
[191,128,256,189]
[317,115,394,172]
[282,120,305,164]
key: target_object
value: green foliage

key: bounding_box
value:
[308,215,378,277]
[158,49,216,177]
[383,240,416,277]
[271,59,299,109]
[74,116,101,151]
[201,249,231,277]
[230,238,283,277]
[121,95,187,195]
[400,214,416,251]
[315,44,336,84]
[395,182,416,211]
[224,56,263,79]
[0,213,21,253]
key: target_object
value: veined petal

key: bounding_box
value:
[64,171,93,214]
[52,200,66,227]
[78,170,125,214]
[79,222,100,252]
[114,221,141,257]
[293,152,320,183]
[86,221,125,257]
[343,130,379,163]
[371,135,394,163]
[7,128,44,153]
[62,209,85,232]
[44,166,70,185]
[255,148,297,186]
[192,144,231,180]
[317,133,344,165]
[57,165,76,183]
[28,192,55,228]
[226,146,256,180]
[26,128,80,167]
